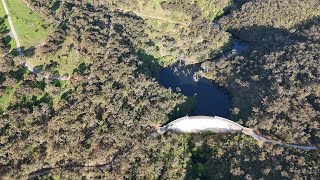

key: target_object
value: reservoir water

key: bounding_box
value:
[158,40,249,118]
[158,62,231,118]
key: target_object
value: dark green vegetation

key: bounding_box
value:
[195,0,320,178]
[203,0,320,145]
[0,0,319,179]
[108,0,233,64]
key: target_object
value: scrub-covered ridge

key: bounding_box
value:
[0,0,319,179]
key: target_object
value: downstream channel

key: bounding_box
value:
[158,39,249,118]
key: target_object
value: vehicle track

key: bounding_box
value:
[1,0,70,80]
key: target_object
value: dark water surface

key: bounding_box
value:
[158,63,231,117]
[233,39,250,54]
[157,40,249,118]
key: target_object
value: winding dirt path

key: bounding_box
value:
[1,0,69,81]
[1,0,23,55]
[135,12,187,25]
[117,8,188,25]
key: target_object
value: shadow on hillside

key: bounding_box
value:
[227,16,319,54]
[136,49,162,78]
[184,17,320,179]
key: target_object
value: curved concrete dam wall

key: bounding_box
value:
[159,116,318,151]
[160,116,244,134]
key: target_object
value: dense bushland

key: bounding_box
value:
[0,0,319,179]
[0,2,190,179]
[194,0,319,178]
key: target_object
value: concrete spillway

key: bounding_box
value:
[159,116,318,151]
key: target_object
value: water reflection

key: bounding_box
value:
[158,62,231,117]
[158,38,249,117]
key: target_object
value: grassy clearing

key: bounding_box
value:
[194,0,232,21]
[143,18,182,65]
[26,37,90,76]
[138,1,190,23]
[0,87,15,110]
[113,0,191,24]
[111,0,232,22]
[0,2,17,49]
[123,0,193,65]
[51,81,74,108]
[111,0,232,65]
[0,3,6,19]
[5,0,54,47]
[316,85,320,96]
[110,0,192,65]
[0,81,22,111]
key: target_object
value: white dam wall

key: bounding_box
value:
[160,116,318,151]
[160,116,244,133]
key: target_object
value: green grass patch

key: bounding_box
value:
[112,0,233,65]
[316,85,320,96]
[26,37,90,76]
[50,80,71,106]
[0,87,15,110]
[5,0,54,47]
[0,2,16,49]
[194,0,233,21]
[0,81,22,111]
[112,0,191,24]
